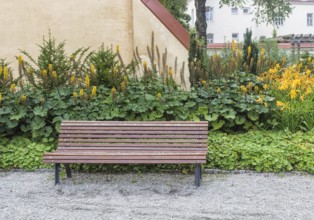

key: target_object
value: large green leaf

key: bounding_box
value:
[211,120,225,130]
[235,116,246,125]
[10,109,27,121]
[248,111,259,121]
[33,107,48,117]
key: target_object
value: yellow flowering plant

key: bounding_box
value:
[261,62,314,132]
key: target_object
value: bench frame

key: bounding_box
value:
[44,121,208,187]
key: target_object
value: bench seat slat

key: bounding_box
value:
[58,138,208,144]
[57,143,206,148]
[61,121,208,126]
[56,147,208,152]
[43,159,207,164]
[60,126,207,131]
[59,130,208,135]
[44,155,205,160]
[59,134,208,139]
[44,151,207,156]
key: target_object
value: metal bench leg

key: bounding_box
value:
[64,163,72,178]
[199,164,202,180]
[55,163,61,185]
[195,164,201,187]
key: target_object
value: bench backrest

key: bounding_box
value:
[58,121,208,151]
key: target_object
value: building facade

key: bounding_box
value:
[188,0,314,43]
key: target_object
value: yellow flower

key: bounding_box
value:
[264,102,268,107]
[52,71,57,81]
[217,87,221,94]
[169,67,173,78]
[276,101,285,107]
[305,87,312,95]
[79,89,84,98]
[291,79,301,89]
[19,94,27,104]
[121,81,126,94]
[254,86,259,93]
[231,40,236,51]
[156,92,162,99]
[263,84,269,90]
[116,45,120,53]
[261,48,265,57]
[255,96,264,103]
[3,66,9,82]
[10,83,16,93]
[308,57,312,63]
[48,64,53,72]
[41,70,48,79]
[18,55,23,65]
[73,92,78,98]
[300,95,305,101]
[90,64,96,77]
[70,75,76,85]
[279,83,289,91]
[85,75,90,88]
[91,86,97,98]
[257,76,263,82]
[0,93,2,104]
[201,80,207,87]
[247,46,251,58]
[290,89,297,99]
[111,87,117,99]
[240,85,247,94]
[306,69,311,75]
[143,61,148,71]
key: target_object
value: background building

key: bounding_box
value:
[188,0,314,43]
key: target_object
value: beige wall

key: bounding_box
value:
[132,1,190,89]
[0,0,189,88]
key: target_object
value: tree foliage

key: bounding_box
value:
[160,0,191,29]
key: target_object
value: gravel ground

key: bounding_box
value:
[0,170,314,220]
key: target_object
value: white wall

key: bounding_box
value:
[187,0,314,43]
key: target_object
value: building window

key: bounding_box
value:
[259,36,266,41]
[307,13,313,26]
[231,7,238,15]
[232,33,239,41]
[274,17,284,26]
[206,6,214,22]
[207,33,214,43]
[243,7,250,14]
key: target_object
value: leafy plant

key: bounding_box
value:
[207,130,314,173]
[0,137,54,170]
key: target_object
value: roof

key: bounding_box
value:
[141,0,190,49]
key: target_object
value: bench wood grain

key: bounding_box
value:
[43,121,208,186]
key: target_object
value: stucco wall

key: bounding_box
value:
[0,0,190,88]
[0,0,134,69]
[133,1,190,89]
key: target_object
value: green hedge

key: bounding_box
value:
[1,130,313,174]
[207,130,314,173]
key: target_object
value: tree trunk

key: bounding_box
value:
[195,0,207,41]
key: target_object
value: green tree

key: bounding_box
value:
[160,0,191,29]
[195,0,293,39]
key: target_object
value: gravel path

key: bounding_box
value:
[0,170,313,220]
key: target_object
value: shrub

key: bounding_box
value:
[207,130,314,173]
[0,137,54,170]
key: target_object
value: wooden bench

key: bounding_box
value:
[43,121,208,187]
